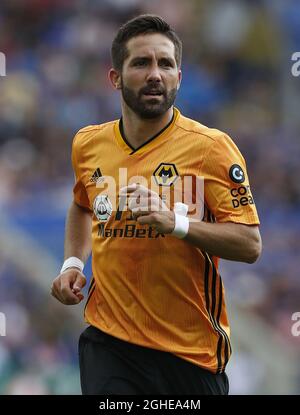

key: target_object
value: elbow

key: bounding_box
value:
[245,234,262,264]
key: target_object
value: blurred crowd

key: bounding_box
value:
[0,0,300,394]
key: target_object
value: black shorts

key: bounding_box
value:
[78,325,229,395]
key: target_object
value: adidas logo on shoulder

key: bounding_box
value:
[90,168,102,183]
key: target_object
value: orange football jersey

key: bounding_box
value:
[72,107,259,373]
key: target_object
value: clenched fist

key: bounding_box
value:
[51,268,87,305]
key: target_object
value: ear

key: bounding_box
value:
[108,68,122,90]
[177,70,182,90]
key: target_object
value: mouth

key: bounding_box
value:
[142,89,164,97]
[142,92,163,99]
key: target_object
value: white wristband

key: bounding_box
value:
[173,202,189,216]
[171,202,189,239]
[60,257,84,274]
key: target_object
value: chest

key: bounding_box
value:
[84,140,204,221]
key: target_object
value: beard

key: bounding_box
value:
[121,81,178,119]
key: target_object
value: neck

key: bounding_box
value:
[120,103,174,150]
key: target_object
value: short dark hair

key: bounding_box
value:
[111,14,182,71]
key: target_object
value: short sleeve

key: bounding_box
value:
[201,134,260,225]
[71,134,92,211]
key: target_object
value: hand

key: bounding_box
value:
[120,183,176,234]
[51,268,87,305]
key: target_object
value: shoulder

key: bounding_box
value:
[73,120,117,149]
[175,112,234,148]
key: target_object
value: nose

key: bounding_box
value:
[146,63,162,83]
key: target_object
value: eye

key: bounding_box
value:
[159,59,173,68]
[132,59,147,67]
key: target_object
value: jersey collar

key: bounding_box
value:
[114,107,180,155]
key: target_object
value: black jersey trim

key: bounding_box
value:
[119,110,174,155]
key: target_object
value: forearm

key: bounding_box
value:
[64,201,92,263]
[122,183,261,264]
[185,221,261,263]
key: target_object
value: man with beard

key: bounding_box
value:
[51,15,261,395]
